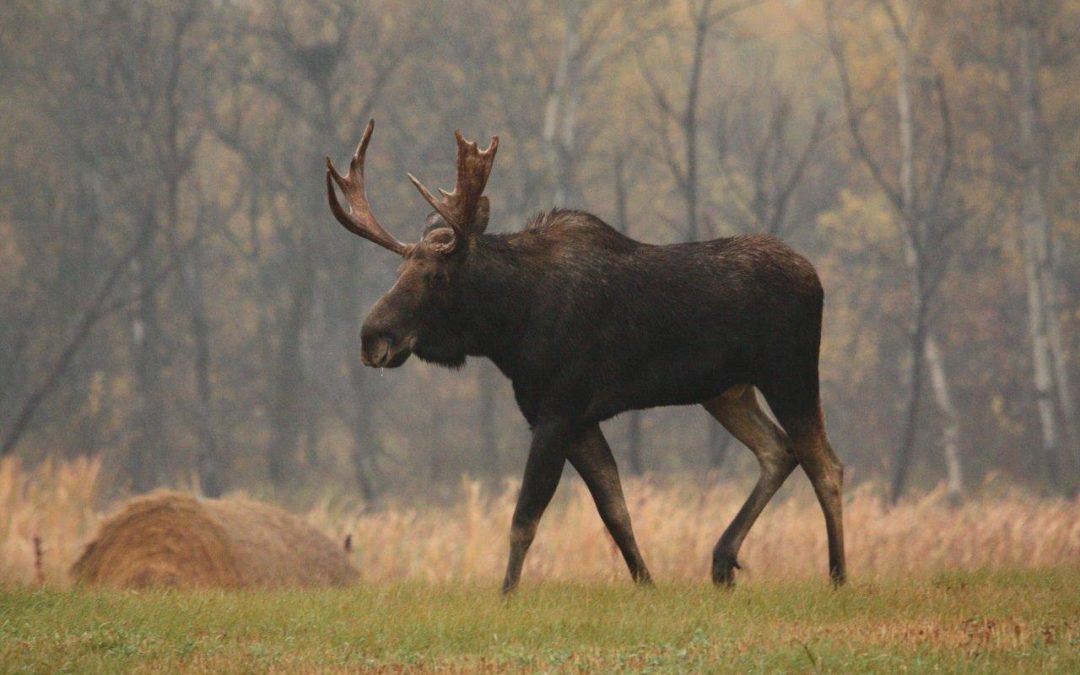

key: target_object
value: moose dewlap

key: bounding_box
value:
[70,492,358,589]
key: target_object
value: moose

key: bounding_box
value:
[326,121,846,592]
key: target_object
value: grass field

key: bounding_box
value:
[4,457,1080,671]
[2,569,1079,672]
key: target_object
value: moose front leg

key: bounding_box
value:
[567,425,652,585]
[502,422,576,594]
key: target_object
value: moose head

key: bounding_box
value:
[326,120,498,370]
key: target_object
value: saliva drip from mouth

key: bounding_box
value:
[379,368,384,378]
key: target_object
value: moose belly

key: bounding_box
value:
[583,349,748,421]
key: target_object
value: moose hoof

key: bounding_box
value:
[711,552,741,588]
[634,570,655,587]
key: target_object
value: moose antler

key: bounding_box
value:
[326,119,408,255]
[408,131,499,248]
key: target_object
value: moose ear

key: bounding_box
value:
[425,211,446,229]
[473,196,490,235]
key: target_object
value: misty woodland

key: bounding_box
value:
[1,0,1078,507]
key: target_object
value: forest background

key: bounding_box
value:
[1,0,1077,507]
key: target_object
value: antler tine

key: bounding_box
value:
[407,130,499,244]
[326,119,408,255]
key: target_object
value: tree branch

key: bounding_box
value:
[1,223,161,457]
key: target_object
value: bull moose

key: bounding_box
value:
[326,121,846,592]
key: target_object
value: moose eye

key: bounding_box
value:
[425,271,449,286]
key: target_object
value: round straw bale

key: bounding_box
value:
[70,492,358,589]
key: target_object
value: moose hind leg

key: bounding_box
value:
[567,424,652,584]
[703,385,798,587]
[790,414,846,585]
[766,383,847,586]
[502,423,572,594]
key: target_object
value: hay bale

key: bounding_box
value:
[71,492,358,589]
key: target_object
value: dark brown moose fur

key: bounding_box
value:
[326,121,846,593]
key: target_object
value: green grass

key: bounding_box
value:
[2,569,1078,673]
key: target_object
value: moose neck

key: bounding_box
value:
[460,234,544,379]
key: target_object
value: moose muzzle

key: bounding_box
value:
[360,332,413,368]
[360,315,414,369]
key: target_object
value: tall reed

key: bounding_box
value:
[3,456,1078,586]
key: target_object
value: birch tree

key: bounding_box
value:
[827,0,965,502]
[1010,0,1079,495]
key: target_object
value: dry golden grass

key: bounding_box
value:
[0,455,102,586]
[2,456,1079,587]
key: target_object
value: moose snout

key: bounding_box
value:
[360,322,412,369]
[360,334,392,367]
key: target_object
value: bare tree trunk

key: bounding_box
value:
[1016,7,1078,494]
[892,280,927,502]
[1020,168,1063,491]
[165,119,221,494]
[883,0,964,502]
[186,237,223,497]
[892,26,930,497]
[926,335,962,502]
[682,0,710,242]
[127,212,166,493]
[116,2,201,492]
[168,193,222,496]
[1047,306,1079,494]
[267,258,313,487]
[543,0,583,207]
